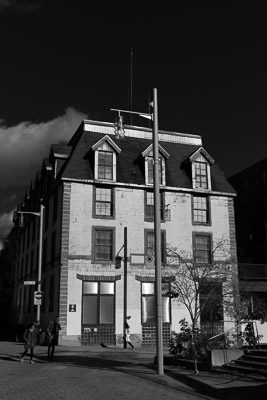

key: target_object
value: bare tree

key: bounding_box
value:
[163,238,239,373]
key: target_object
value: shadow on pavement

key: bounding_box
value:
[165,368,267,400]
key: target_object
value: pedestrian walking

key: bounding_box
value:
[124,321,134,350]
[46,315,61,360]
[20,322,38,364]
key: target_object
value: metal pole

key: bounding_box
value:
[123,227,128,348]
[153,88,164,375]
[36,203,44,323]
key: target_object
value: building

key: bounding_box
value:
[7,119,237,346]
[229,160,267,342]
[228,159,267,264]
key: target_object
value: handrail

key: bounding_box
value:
[208,320,257,342]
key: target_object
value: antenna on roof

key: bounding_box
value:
[128,47,133,125]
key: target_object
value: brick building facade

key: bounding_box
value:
[7,119,237,346]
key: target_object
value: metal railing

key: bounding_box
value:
[207,320,261,350]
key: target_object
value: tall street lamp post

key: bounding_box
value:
[111,88,164,375]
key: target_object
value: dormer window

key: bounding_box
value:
[194,158,208,189]
[98,149,113,180]
[148,156,163,184]
[92,135,121,182]
[189,148,214,191]
[142,144,169,186]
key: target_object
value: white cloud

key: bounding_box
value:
[0,107,88,188]
[0,210,14,246]
[0,0,45,14]
[0,107,88,244]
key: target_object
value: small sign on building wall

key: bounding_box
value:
[69,304,76,312]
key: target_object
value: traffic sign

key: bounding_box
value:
[24,281,36,285]
[34,291,42,305]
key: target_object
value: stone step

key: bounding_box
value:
[242,354,267,364]
[222,362,267,378]
[235,358,267,370]
[246,349,267,358]
[212,366,267,382]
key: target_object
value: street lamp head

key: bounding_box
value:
[114,115,125,139]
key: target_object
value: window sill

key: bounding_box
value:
[93,215,115,220]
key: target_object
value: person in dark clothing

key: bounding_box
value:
[20,322,38,364]
[46,316,61,360]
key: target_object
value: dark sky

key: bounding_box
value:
[0,1,266,241]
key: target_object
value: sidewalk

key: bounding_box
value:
[52,342,267,399]
[1,339,266,399]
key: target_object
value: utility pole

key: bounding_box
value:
[111,87,164,375]
[123,227,128,348]
[152,88,164,375]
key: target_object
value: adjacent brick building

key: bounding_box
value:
[8,119,237,346]
[229,160,267,342]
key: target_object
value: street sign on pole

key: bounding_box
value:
[24,281,36,285]
[34,291,42,305]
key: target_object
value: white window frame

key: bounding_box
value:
[92,135,121,182]
[142,144,169,187]
[189,148,214,191]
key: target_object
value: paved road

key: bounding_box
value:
[1,341,266,400]
[0,341,215,400]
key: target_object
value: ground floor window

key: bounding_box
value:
[141,282,170,324]
[82,281,115,324]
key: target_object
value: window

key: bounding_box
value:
[98,150,113,180]
[192,196,209,224]
[200,281,223,323]
[147,156,163,185]
[142,144,169,186]
[92,227,115,262]
[190,150,213,190]
[82,281,115,324]
[92,136,121,182]
[193,234,212,264]
[145,191,164,221]
[141,282,170,324]
[94,187,114,218]
[144,229,166,264]
[194,161,208,189]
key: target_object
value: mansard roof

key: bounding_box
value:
[58,123,235,195]
[49,144,72,163]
